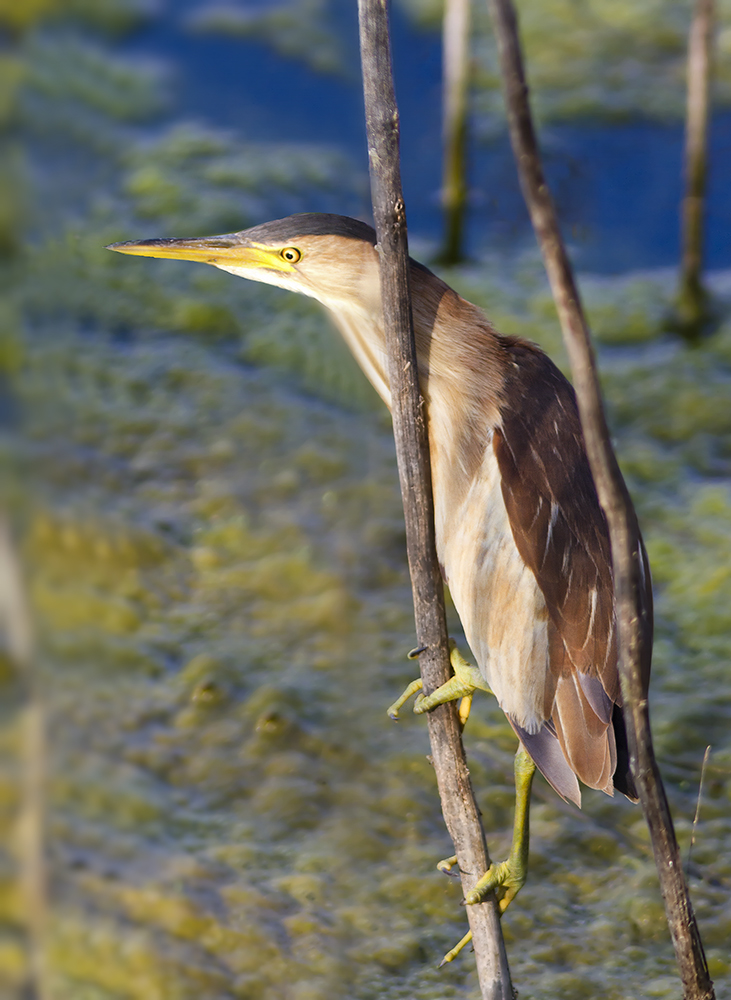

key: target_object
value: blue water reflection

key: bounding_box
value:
[123,2,730,273]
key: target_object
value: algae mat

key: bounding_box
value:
[2,294,731,998]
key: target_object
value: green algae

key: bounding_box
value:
[11,294,731,999]
[120,122,363,234]
[399,0,731,123]
[0,0,154,37]
[187,0,350,78]
[23,34,166,125]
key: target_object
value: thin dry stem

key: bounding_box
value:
[486,1,715,997]
[358,2,513,996]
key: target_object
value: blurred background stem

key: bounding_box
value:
[439,0,472,265]
[677,0,715,340]
[0,519,48,1000]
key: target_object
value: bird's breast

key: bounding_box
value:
[434,438,552,733]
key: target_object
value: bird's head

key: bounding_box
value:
[108,211,462,410]
[107,213,383,315]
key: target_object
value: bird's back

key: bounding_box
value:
[426,316,652,806]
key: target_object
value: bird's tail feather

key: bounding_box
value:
[509,717,582,807]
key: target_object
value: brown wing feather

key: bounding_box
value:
[493,337,652,799]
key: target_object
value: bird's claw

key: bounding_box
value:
[437,859,522,969]
[386,644,490,722]
[436,854,461,878]
[386,678,423,720]
[438,929,472,967]
[463,858,525,914]
[436,853,521,969]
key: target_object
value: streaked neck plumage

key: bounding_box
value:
[317,256,509,495]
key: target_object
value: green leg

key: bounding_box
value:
[386,644,492,721]
[464,747,536,913]
[390,656,534,967]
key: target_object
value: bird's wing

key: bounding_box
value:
[493,338,651,800]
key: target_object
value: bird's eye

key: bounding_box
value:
[280,247,301,263]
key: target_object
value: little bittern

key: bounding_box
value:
[108,213,653,939]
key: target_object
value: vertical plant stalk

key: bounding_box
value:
[440,0,472,264]
[678,0,715,334]
[357,2,513,996]
[0,517,48,1000]
[485,1,715,998]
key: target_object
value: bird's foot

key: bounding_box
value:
[434,851,519,968]
[386,643,490,724]
[436,850,525,919]
[438,929,472,968]
[463,857,526,914]
[434,856,525,968]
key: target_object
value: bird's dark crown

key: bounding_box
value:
[242,213,377,246]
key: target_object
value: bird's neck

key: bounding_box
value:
[329,263,508,491]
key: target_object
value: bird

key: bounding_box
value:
[107,212,653,952]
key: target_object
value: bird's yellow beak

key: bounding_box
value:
[105,236,296,273]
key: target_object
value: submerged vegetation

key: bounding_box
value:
[399,0,731,124]
[0,1,730,998]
